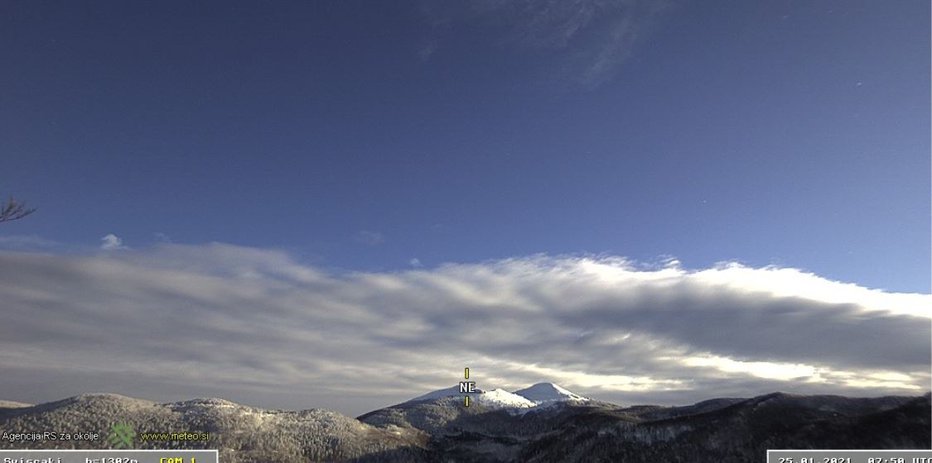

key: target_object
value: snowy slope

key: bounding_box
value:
[474,389,536,409]
[513,383,589,404]
[406,386,535,410]
[409,385,481,403]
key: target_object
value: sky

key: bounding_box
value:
[0,1,929,417]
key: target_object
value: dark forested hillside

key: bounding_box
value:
[2,392,928,462]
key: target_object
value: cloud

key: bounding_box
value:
[419,0,675,88]
[0,235,61,251]
[354,230,385,246]
[0,244,928,416]
[417,40,439,61]
[410,258,423,267]
[99,234,127,250]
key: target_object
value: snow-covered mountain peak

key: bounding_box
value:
[408,385,480,403]
[406,385,534,410]
[474,389,536,409]
[513,382,589,404]
[403,382,587,411]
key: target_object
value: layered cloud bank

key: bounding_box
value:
[0,243,928,416]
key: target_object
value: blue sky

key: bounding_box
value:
[0,1,929,414]
[1,0,927,292]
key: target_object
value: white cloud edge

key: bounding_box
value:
[100,233,127,250]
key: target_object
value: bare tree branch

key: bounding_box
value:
[0,197,36,223]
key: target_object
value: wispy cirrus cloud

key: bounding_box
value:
[0,243,928,416]
[419,0,675,88]
[354,230,385,246]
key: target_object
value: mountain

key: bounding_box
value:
[406,385,536,410]
[408,385,474,403]
[515,392,931,462]
[2,390,929,462]
[356,386,929,462]
[474,389,537,409]
[513,382,589,404]
[0,393,427,462]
